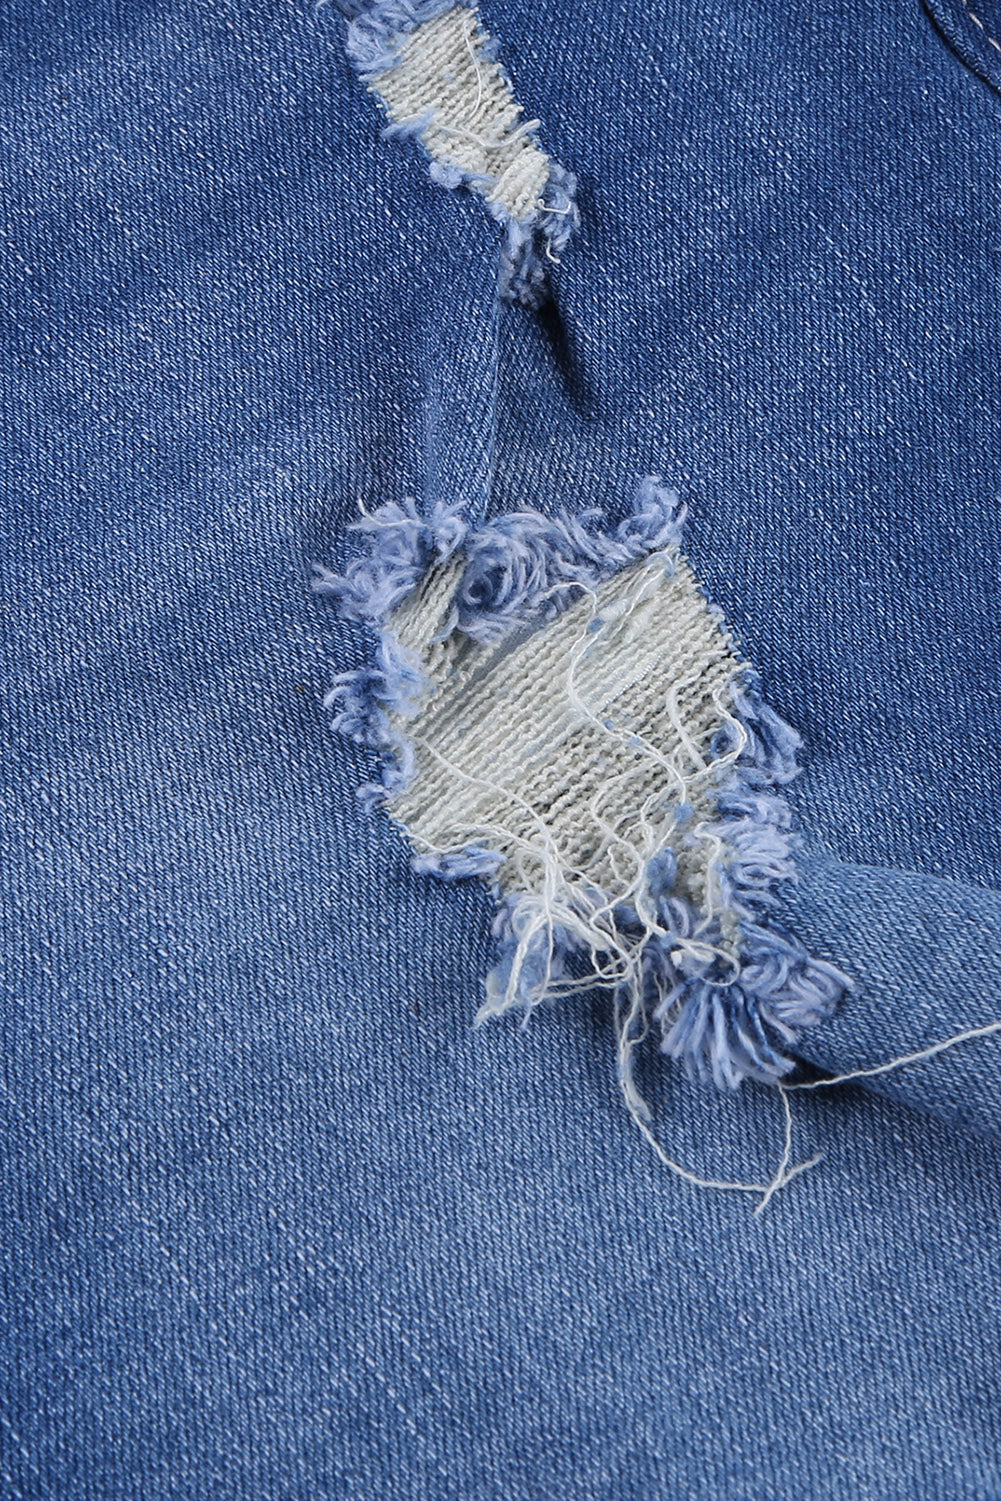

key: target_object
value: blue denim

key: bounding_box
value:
[2,0,1000,1496]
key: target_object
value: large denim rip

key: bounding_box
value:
[2,0,1001,1498]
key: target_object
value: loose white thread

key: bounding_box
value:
[334,508,1001,1209]
[788,1017,1001,1091]
[366,537,1001,1213]
[751,1019,1001,1213]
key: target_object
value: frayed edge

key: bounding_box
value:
[496,163,579,310]
[314,477,685,639]
[314,479,686,799]
[312,496,467,628]
[340,0,579,307]
[342,0,457,77]
[650,691,849,1090]
[479,677,849,1097]
[316,478,848,1094]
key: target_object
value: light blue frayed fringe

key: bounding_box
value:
[315,481,848,1089]
[335,0,579,308]
[339,0,462,80]
[482,680,847,1091]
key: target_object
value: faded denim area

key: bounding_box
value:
[2,0,1001,1497]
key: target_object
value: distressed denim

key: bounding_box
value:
[2,0,1001,1496]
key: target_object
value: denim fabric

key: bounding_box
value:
[2,0,1000,1496]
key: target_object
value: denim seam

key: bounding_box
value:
[963,0,1001,53]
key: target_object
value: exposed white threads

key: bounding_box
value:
[382,547,766,1152]
[963,0,1001,54]
[322,490,853,1200]
[460,3,485,114]
[557,567,751,958]
[391,553,469,696]
[389,553,744,908]
[405,723,817,1203]
[371,6,552,220]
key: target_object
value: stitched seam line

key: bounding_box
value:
[963,0,1001,55]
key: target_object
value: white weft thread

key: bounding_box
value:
[371,6,552,220]
[389,552,748,992]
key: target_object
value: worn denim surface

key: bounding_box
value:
[2,0,1001,1496]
